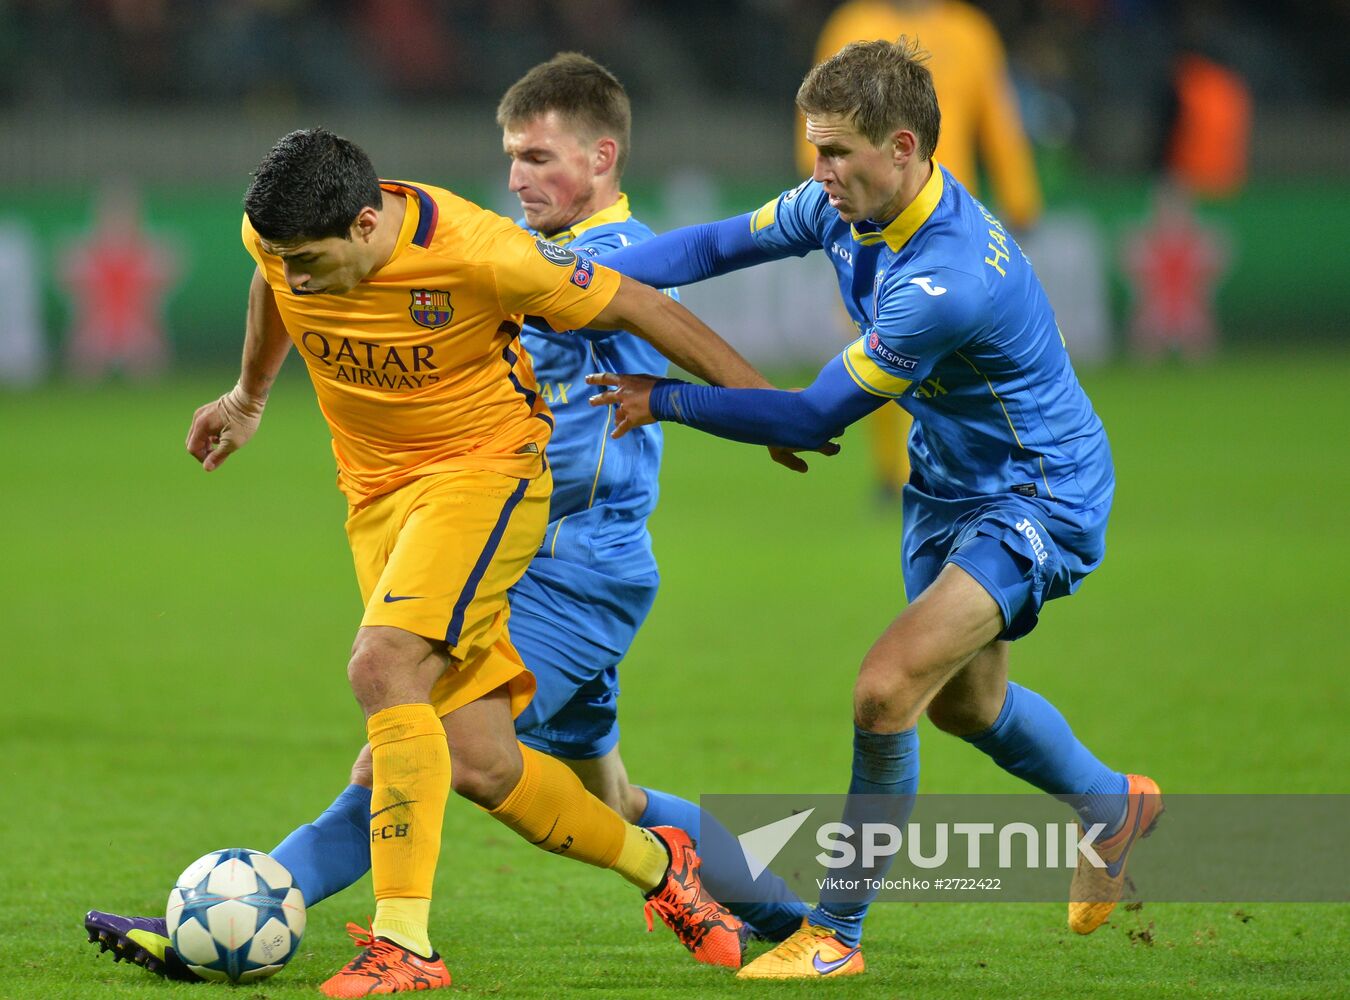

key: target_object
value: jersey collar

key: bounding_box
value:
[542,193,631,246]
[850,163,944,252]
[381,180,438,249]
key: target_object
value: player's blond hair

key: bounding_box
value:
[496,53,632,176]
[796,36,941,158]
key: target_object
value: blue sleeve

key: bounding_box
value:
[595,180,827,286]
[647,355,887,450]
[745,180,831,259]
[597,214,777,287]
[862,268,990,386]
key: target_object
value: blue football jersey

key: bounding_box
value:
[519,195,671,616]
[748,167,1113,509]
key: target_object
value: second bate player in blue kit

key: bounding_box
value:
[85,54,808,985]
[589,38,1163,979]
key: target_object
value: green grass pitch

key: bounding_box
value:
[1,354,1346,999]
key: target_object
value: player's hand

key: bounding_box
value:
[185,384,267,471]
[585,372,661,438]
[768,441,841,473]
[769,382,841,473]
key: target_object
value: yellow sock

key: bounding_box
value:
[489,744,670,891]
[614,824,670,893]
[367,703,451,958]
[372,898,431,957]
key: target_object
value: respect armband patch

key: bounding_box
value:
[868,330,920,373]
[569,257,594,288]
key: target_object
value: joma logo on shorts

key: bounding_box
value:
[1014,517,1049,565]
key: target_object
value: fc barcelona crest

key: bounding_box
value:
[409,289,454,330]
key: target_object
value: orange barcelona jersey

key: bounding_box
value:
[243,181,620,504]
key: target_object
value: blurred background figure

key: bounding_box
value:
[1116,29,1251,362]
[1121,184,1229,361]
[798,0,1043,504]
[58,184,182,381]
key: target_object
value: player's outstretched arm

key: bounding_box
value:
[587,275,770,391]
[587,354,890,450]
[185,269,291,471]
[597,214,776,287]
[586,276,840,472]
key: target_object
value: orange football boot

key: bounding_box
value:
[1068,774,1165,934]
[320,923,451,997]
[642,826,747,968]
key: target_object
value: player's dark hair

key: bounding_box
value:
[496,53,632,176]
[244,128,383,242]
[796,36,941,158]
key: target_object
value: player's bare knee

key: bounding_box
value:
[853,681,895,731]
[345,648,389,709]
[852,666,909,729]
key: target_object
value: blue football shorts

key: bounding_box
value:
[507,560,659,760]
[901,484,1112,641]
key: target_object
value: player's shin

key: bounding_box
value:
[811,725,920,947]
[270,784,373,907]
[962,682,1128,834]
[490,744,667,890]
[367,704,452,958]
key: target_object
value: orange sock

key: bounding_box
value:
[489,744,669,891]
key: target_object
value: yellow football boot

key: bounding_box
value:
[736,923,864,980]
[1068,773,1164,934]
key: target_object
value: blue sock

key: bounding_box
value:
[963,682,1128,834]
[270,784,372,907]
[812,726,920,948]
[637,787,808,942]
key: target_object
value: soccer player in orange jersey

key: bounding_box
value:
[184,129,768,995]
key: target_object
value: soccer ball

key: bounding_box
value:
[166,848,306,983]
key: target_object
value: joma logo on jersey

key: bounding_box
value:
[409,289,454,330]
[867,331,920,373]
[830,242,854,266]
[1014,517,1049,565]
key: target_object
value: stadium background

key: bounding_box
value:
[1,2,1346,998]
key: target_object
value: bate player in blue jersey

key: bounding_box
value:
[85,54,806,986]
[588,38,1163,979]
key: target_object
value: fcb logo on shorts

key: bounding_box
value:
[570,257,594,289]
[409,289,454,330]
